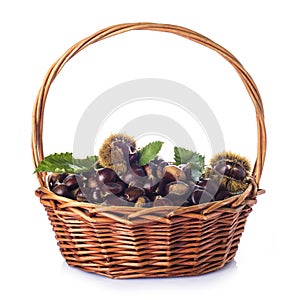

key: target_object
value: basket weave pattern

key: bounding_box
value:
[32,23,266,279]
[36,184,258,278]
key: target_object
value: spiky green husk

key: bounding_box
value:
[205,151,251,194]
[205,172,249,194]
[209,151,251,173]
[99,133,136,168]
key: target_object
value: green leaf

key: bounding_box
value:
[139,141,164,166]
[190,167,202,183]
[174,146,205,181]
[34,152,99,174]
[174,147,196,165]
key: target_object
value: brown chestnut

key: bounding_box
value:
[153,196,174,207]
[178,164,194,181]
[48,173,68,188]
[163,165,187,182]
[102,195,129,206]
[181,198,194,207]
[104,181,125,195]
[165,181,190,196]
[156,177,169,196]
[73,188,86,202]
[213,162,232,176]
[143,163,155,177]
[214,189,233,201]
[156,161,169,179]
[87,176,98,189]
[135,196,152,208]
[230,165,247,180]
[52,184,71,198]
[131,164,146,177]
[120,170,145,187]
[63,174,82,190]
[123,186,145,202]
[197,178,219,196]
[96,168,117,185]
[143,176,159,194]
[191,188,214,205]
[88,187,103,203]
[165,192,188,206]
[129,152,139,165]
[213,161,247,181]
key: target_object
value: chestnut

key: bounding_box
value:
[135,196,152,208]
[120,170,145,187]
[48,173,68,188]
[153,196,174,207]
[120,170,135,184]
[213,161,247,181]
[87,176,98,189]
[165,192,188,206]
[131,164,146,177]
[104,181,125,195]
[102,195,129,206]
[191,188,214,205]
[165,181,190,196]
[156,177,169,196]
[63,174,82,190]
[128,179,145,188]
[81,171,96,180]
[146,159,164,177]
[163,165,187,182]
[181,198,193,207]
[52,184,71,198]
[178,164,193,180]
[123,186,145,202]
[143,176,159,194]
[156,161,168,179]
[129,152,139,165]
[88,187,103,203]
[73,188,86,202]
[213,162,232,176]
[144,189,157,201]
[143,163,155,177]
[197,178,219,196]
[230,165,247,181]
[118,195,135,206]
[96,168,117,185]
[214,189,233,201]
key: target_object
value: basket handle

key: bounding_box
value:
[32,22,266,187]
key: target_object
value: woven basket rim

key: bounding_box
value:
[36,177,263,224]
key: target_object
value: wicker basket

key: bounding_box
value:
[32,23,266,279]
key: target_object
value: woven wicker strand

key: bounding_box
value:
[32,23,266,279]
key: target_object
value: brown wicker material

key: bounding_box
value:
[32,23,266,279]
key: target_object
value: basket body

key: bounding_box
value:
[38,188,256,279]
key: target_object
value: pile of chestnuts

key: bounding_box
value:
[47,133,251,208]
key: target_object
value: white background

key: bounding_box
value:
[1,1,299,299]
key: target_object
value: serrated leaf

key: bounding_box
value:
[174,147,197,165]
[34,152,99,174]
[72,156,100,171]
[188,154,205,173]
[174,146,205,181]
[190,167,202,182]
[139,141,164,166]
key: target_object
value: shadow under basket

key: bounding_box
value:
[32,23,266,279]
